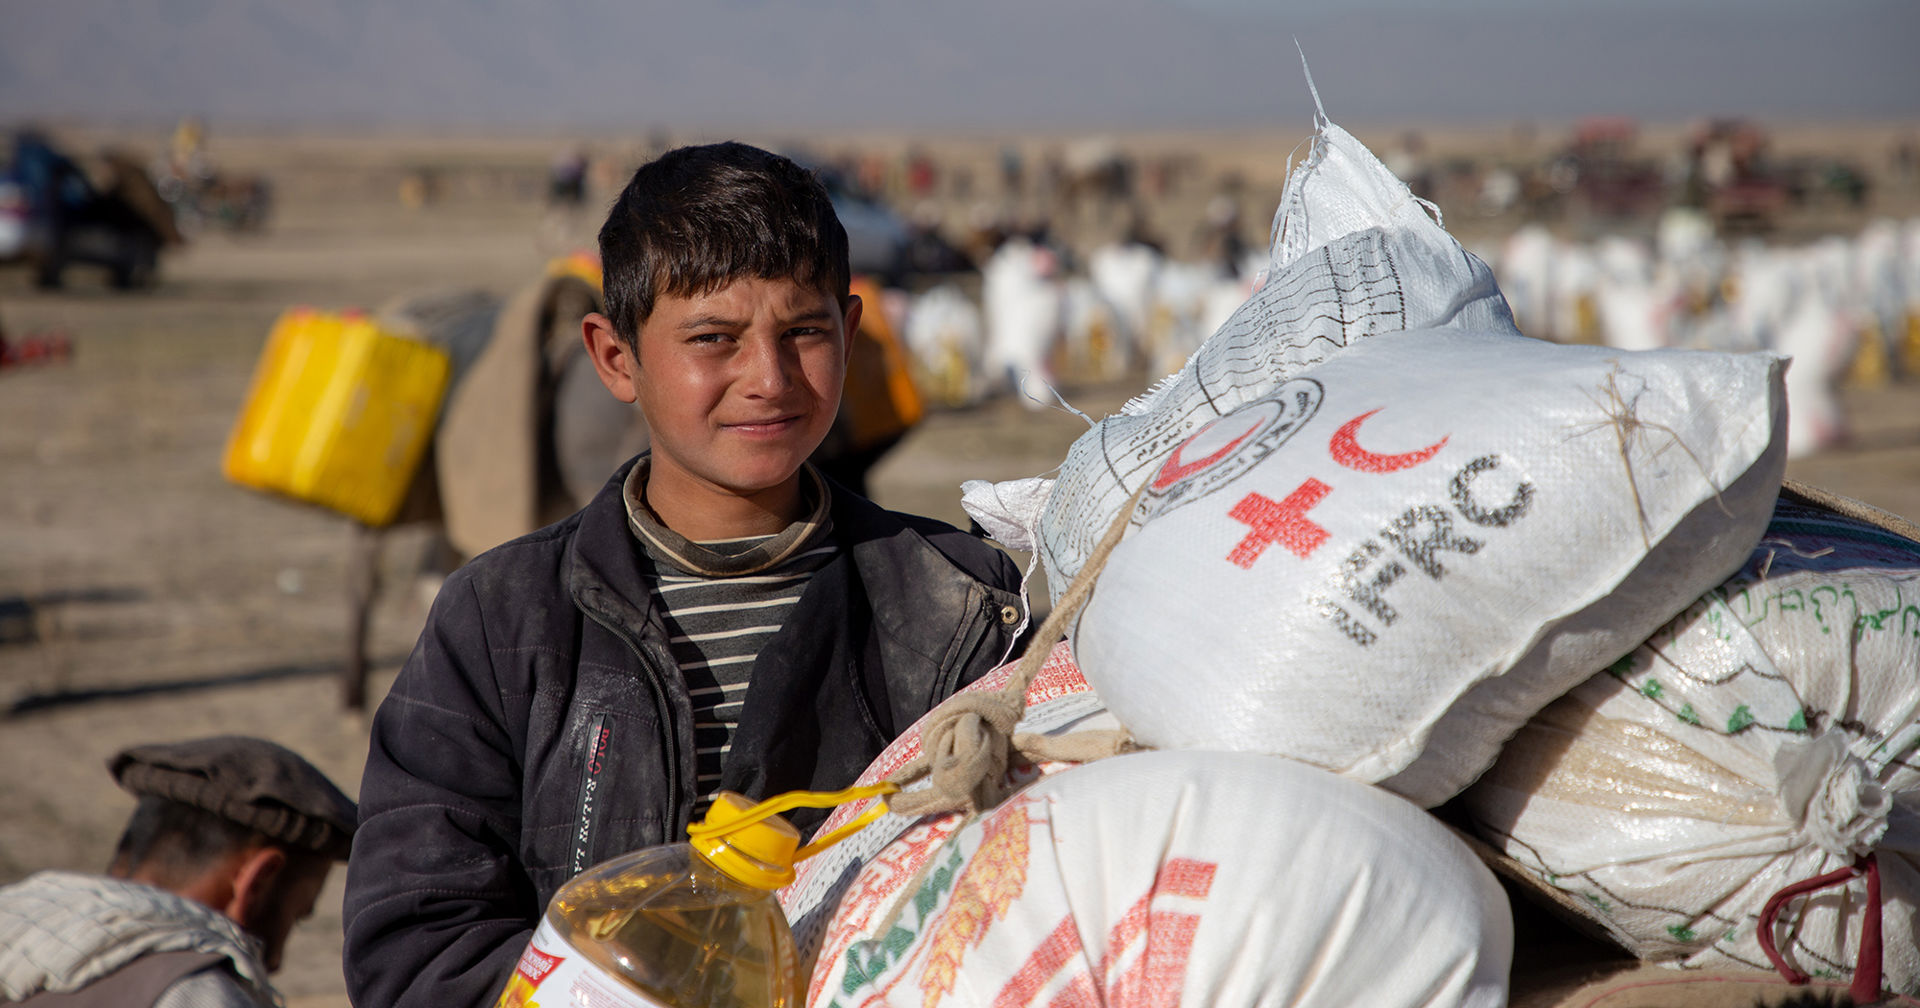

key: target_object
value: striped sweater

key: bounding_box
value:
[624,464,838,806]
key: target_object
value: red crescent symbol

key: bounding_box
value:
[1329,409,1449,474]
[1154,423,1255,489]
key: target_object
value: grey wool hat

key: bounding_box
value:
[109,736,358,860]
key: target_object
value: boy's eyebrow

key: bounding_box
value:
[675,312,746,331]
[782,307,838,326]
[674,307,837,330]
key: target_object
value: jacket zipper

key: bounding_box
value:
[583,606,689,845]
[570,711,613,875]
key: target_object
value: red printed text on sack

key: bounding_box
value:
[1219,408,1534,646]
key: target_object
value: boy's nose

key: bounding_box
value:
[736,337,796,396]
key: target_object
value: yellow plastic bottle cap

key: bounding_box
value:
[692,792,801,891]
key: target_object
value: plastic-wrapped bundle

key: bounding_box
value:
[1462,490,1920,1001]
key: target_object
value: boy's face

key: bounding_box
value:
[584,275,856,523]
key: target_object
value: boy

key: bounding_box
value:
[343,143,1025,1008]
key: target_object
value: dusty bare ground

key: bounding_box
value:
[2,127,1918,1008]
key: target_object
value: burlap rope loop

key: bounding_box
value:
[885,483,1150,819]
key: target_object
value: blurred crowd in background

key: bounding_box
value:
[7,115,1920,433]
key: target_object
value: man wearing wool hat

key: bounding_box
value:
[0,735,356,1008]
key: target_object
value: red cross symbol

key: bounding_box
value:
[1226,479,1331,569]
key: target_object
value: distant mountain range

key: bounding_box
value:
[6,0,1917,131]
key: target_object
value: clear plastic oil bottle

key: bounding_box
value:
[495,792,803,1008]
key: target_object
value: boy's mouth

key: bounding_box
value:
[723,415,802,436]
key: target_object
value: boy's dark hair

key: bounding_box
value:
[597,141,850,347]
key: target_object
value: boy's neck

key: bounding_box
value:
[643,469,805,541]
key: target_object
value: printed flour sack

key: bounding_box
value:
[1072,327,1788,807]
[963,112,1520,601]
[1461,493,1920,999]
[780,642,1114,980]
[811,750,1511,1008]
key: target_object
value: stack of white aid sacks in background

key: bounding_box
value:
[798,101,1795,1007]
[1461,492,1920,999]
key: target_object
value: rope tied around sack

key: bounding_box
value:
[883,482,1150,819]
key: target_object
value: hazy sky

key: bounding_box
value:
[6,0,1916,133]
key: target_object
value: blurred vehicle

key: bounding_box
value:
[836,192,911,278]
[793,155,970,283]
[1683,119,1790,234]
[153,117,272,233]
[0,176,26,260]
[1709,174,1789,234]
[156,169,272,233]
[1546,117,1667,221]
[3,131,182,289]
[1780,155,1871,209]
[817,166,913,281]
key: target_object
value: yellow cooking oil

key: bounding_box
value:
[495,793,801,1008]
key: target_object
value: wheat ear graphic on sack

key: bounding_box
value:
[1564,364,1732,547]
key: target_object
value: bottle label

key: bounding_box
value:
[495,917,670,1008]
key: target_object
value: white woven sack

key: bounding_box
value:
[962,114,1518,600]
[815,750,1511,1008]
[780,643,1111,981]
[1462,496,1920,996]
[1072,327,1787,808]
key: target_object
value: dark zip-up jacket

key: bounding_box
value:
[342,458,1024,1008]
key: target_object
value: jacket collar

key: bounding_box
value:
[623,460,833,577]
[565,455,657,636]
[564,454,994,649]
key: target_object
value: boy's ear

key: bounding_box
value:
[840,293,863,352]
[583,312,639,404]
